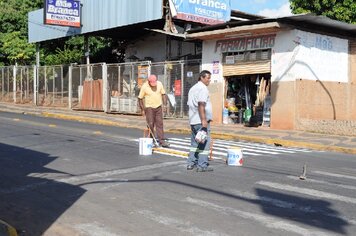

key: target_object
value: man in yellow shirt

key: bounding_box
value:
[138,74,169,147]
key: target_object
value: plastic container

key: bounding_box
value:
[227,147,244,166]
[223,108,229,124]
[139,138,153,155]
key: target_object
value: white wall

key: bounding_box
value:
[202,40,224,83]
[126,34,167,62]
[272,29,349,83]
[126,34,199,63]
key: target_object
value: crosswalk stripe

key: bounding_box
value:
[312,171,356,181]
[134,138,312,159]
[257,181,356,204]
[168,142,260,156]
[168,139,276,155]
[214,139,312,153]
[186,197,332,236]
[169,137,311,153]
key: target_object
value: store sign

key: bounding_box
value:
[170,0,231,25]
[44,0,81,28]
[215,35,276,53]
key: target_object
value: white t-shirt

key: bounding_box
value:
[187,81,213,125]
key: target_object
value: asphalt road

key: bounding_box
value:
[1,111,356,236]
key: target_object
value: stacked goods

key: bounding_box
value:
[255,77,270,107]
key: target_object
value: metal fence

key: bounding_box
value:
[107,61,150,114]
[0,59,202,118]
[0,66,35,104]
[70,63,107,111]
[37,65,69,107]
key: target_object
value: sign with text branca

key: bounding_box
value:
[44,0,81,28]
[169,0,231,25]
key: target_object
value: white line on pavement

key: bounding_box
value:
[168,140,262,156]
[186,197,332,236]
[257,181,356,204]
[287,175,356,191]
[138,210,226,236]
[59,161,185,184]
[229,189,356,225]
[312,171,356,181]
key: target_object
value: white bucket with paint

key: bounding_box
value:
[139,138,153,155]
[227,147,244,166]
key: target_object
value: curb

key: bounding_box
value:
[1,107,356,155]
[0,220,17,236]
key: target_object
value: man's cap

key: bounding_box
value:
[148,74,157,86]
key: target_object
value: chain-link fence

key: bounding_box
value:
[0,66,35,104]
[107,61,150,114]
[37,65,69,107]
[0,66,15,102]
[70,63,106,111]
[151,59,201,118]
[1,59,202,117]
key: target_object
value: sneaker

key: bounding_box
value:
[196,166,213,172]
[160,140,170,148]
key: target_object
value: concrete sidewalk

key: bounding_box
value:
[1,102,355,154]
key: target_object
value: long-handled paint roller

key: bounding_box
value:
[147,125,160,147]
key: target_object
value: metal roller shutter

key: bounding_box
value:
[223,61,271,76]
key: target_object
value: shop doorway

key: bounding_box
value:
[224,73,271,127]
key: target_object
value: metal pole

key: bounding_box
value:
[26,67,29,99]
[61,66,64,104]
[36,43,40,105]
[44,66,47,99]
[52,67,55,104]
[102,63,109,112]
[180,62,184,117]
[33,65,37,105]
[20,67,23,102]
[13,65,16,103]
[68,66,72,109]
[1,68,4,99]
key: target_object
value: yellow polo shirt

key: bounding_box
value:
[138,81,166,108]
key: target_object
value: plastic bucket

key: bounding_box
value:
[227,147,244,166]
[139,138,153,155]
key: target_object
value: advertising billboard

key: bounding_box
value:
[44,0,81,28]
[170,0,231,25]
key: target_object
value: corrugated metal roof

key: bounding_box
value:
[28,0,163,43]
[188,14,356,38]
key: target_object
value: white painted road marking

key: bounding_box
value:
[313,171,356,181]
[186,197,332,236]
[138,210,226,236]
[287,175,356,191]
[257,181,356,204]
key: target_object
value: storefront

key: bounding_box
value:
[188,15,356,132]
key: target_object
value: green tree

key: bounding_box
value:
[290,0,356,24]
[0,32,36,64]
[0,0,42,65]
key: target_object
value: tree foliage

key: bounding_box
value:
[290,0,356,24]
[0,1,116,66]
[0,0,43,65]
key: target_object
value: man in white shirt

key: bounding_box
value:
[187,70,213,172]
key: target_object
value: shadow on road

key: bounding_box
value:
[0,143,86,235]
[81,177,349,235]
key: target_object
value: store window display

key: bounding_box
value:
[224,74,271,126]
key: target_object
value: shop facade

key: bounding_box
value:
[188,15,356,134]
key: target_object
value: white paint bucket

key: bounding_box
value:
[139,138,153,155]
[227,147,244,166]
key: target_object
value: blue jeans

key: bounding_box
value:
[187,124,211,168]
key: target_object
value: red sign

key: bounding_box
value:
[174,80,181,96]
